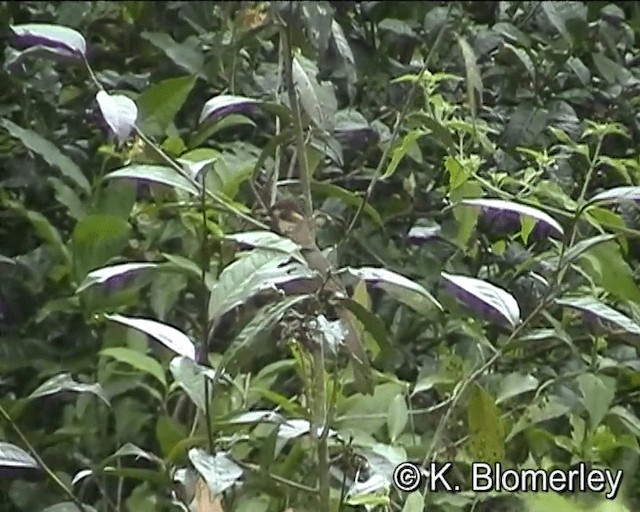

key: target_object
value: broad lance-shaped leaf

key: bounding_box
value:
[458,198,564,239]
[0,442,38,471]
[76,262,159,293]
[101,347,166,388]
[103,164,199,196]
[199,95,259,124]
[169,356,219,412]
[1,119,91,194]
[10,23,86,58]
[556,296,640,337]
[342,267,442,314]
[442,272,521,327]
[189,449,243,496]
[105,314,196,360]
[588,186,640,206]
[28,373,110,405]
[96,91,138,145]
[558,233,616,267]
[225,231,305,263]
[223,296,310,370]
[210,260,319,322]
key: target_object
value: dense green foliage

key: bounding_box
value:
[2,2,640,511]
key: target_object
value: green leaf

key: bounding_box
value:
[336,382,405,433]
[137,76,196,137]
[1,119,91,193]
[541,1,587,46]
[48,177,87,220]
[103,164,199,196]
[445,155,469,191]
[577,242,640,303]
[141,32,204,76]
[310,181,383,226]
[169,356,218,411]
[508,396,571,441]
[467,384,505,463]
[292,54,337,130]
[208,250,294,320]
[301,2,333,54]
[456,35,482,117]
[42,503,98,512]
[577,373,616,431]
[100,347,166,388]
[496,372,539,404]
[71,214,131,281]
[382,130,422,180]
[223,296,310,370]
[331,19,357,97]
[3,199,71,264]
[559,234,616,267]
[28,372,109,405]
[401,492,425,512]
[189,449,243,497]
[224,231,305,262]
[387,393,408,443]
[592,52,634,85]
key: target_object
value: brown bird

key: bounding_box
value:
[269,197,374,394]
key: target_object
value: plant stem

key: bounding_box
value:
[0,404,87,512]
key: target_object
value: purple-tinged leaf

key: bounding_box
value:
[588,186,640,206]
[458,198,564,239]
[105,314,196,360]
[103,164,199,196]
[95,91,138,145]
[342,267,442,313]
[442,272,520,327]
[556,296,640,337]
[10,23,86,58]
[199,95,259,125]
[76,262,159,293]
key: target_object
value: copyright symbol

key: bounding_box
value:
[392,462,422,492]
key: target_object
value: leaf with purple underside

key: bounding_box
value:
[442,272,521,327]
[458,198,564,239]
[556,296,640,337]
[199,95,260,125]
[11,23,86,58]
[76,262,159,293]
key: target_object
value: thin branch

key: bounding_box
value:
[341,3,454,242]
